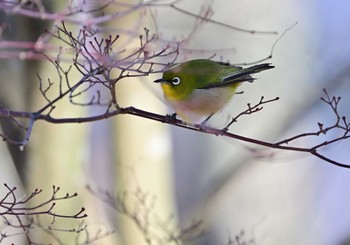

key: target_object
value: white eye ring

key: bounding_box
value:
[171,77,181,85]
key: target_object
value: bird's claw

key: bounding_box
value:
[221,127,229,132]
[165,113,177,123]
[199,122,208,131]
[199,114,214,131]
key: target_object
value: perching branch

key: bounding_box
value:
[1,88,349,168]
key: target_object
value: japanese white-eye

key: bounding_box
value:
[154,59,274,124]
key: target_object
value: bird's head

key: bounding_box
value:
[154,65,196,101]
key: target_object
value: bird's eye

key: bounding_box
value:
[171,77,181,86]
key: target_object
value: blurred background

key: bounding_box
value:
[1,0,350,244]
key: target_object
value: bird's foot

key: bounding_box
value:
[165,113,177,123]
[199,114,214,131]
[199,121,209,131]
[221,127,229,132]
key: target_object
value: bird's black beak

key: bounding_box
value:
[154,78,167,83]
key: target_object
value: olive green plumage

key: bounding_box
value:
[154,59,274,123]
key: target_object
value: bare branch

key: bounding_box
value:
[223,96,280,130]
[87,184,205,244]
[0,184,87,244]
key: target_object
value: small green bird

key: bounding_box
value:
[154,59,274,124]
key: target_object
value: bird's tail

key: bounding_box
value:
[198,63,274,89]
[222,63,274,83]
[245,63,275,73]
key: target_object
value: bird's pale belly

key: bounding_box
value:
[165,87,236,123]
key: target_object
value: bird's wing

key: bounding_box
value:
[197,63,273,89]
[197,77,255,89]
